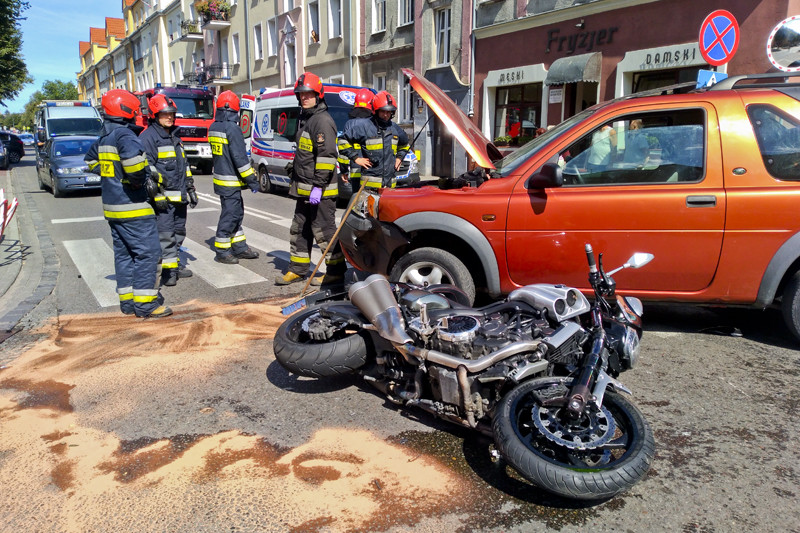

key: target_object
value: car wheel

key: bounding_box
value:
[37,171,47,191]
[9,151,21,164]
[258,165,272,194]
[51,174,64,198]
[781,271,800,342]
[390,247,476,305]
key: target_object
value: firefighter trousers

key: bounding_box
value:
[288,197,346,276]
[215,192,249,258]
[109,218,163,316]
[156,203,187,271]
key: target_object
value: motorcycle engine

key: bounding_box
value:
[410,314,518,359]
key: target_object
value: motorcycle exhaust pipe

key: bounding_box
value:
[348,274,413,346]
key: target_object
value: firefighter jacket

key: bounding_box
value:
[208,108,257,197]
[139,121,193,204]
[290,100,338,199]
[85,119,155,222]
[340,116,410,189]
[336,107,373,181]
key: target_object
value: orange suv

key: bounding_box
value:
[339,71,800,340]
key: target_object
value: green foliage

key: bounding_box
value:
[0,0,32,107]
[493,135,512,146]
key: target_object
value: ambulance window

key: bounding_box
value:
[271,107,299,142]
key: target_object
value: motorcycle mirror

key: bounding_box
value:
[608,252,654,276]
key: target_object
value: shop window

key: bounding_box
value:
[494,83,542,144]
[632,67,702,93]
[561,108,706,186]
[747,104,800,180]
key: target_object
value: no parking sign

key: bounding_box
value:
[699,10,740,67]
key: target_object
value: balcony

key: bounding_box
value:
[179,20,203,42]
[205,64,233,85]
[200,14,230,32]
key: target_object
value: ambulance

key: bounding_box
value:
[248,83,419,200]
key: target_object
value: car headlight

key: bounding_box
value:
[56,166,85,176]
[353,190,380,218]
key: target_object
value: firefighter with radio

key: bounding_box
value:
[276,72,345,286]
[208,90,260,264]
[336,88,374,192]
[139,94,197,286]
[340,90,410,190]
[84,89,171,318]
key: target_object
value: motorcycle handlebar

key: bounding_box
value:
[585,243,598,273]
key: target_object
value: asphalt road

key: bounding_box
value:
[1,158,799,532]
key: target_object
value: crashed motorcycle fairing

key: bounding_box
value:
[273,247,656,501]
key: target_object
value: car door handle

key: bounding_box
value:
[686,195,717,208]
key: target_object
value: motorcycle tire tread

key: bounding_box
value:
[492,382,655,501]
[273,308,369,378]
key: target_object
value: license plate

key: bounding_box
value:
[86,175,101,183]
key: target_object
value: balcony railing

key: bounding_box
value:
[181,64,232,86]
[200,13,230,31]
[180,20,203,41]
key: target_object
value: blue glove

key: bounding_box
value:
[309,187,322,205]
[249,183,259,194]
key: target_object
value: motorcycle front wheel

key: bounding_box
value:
[273,307,369,378]
[493,377,655,501]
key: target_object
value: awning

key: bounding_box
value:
[544,52,602,86]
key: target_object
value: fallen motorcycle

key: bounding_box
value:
[274,244,655,500]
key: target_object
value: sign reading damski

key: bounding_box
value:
[698,10,740,67]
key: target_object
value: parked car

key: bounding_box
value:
[0,141,8,170]
[18,133,35,147]
[36,136,100,198]
[0,131,25,164]
[340,70,800,340]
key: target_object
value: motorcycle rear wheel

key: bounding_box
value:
[273,307,369,378]
[493,377,655,501]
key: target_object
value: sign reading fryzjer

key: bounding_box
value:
[698,10,740,66]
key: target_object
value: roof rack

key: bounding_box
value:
[709,72,800,91]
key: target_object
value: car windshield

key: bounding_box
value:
[48,118,103,136]
[172,96,214,119]
[53,139,95,157]
[494,107,596,176]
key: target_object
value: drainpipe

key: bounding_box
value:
[243,0,252,93]
[467,0,476,118]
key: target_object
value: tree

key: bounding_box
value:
[0,1,31,107]
[14,80,80,131]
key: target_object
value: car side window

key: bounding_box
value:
[561,109,706,186]
[270,107,299,143]
[747,104,800,180]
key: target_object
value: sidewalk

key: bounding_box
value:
[0,165,56,343]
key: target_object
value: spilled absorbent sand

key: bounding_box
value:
[0,299,470,533]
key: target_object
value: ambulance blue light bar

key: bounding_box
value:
[46,102,91,107]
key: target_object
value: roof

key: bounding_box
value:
[89,27,107,46]
[79,41,91,57]
[105,17,126,40]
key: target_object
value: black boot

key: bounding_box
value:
[161,269,178,287]
[235,247,260,259]
[215,254,239,264]
[178,266,193,278]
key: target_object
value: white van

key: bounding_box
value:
[248,84,419,200]
[34,101,102,146]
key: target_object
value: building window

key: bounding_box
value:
[435,8,450,65]
[329,0,342,38]
[283,0,294,12]
[494,84,542,141]
[398,72,412,123]
[267,19,278,56]
[308,1,320,43]
[232,33,240,64]
[254,23,264,60]
[373,0,386,33]
[399,0,413,26]
[168,20,174,41]
[179,57,184,80]
[329,74,344,84]
[171,61,177,82]
[373,73,386,92]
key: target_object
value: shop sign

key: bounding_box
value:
[497,69,526,85]
[546,27,619,55]
[640,44,699,70]
[549,87,563,104]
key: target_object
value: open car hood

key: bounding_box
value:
[402,68,502,170]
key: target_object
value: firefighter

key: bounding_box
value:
[208,90,260,264]
[276,72,345,286]
[340,90,410,190]
[139,94,198,286]
[84,89,171,318]
[337,88,375,192]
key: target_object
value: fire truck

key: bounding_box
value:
[135,84,216,173]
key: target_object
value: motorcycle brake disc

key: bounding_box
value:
[531,403,616,451]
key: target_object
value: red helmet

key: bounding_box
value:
[216,90,240,111]
[294,72,325,99]
[354,88,375,111]
[148,94,178,116]
[101,89,141,120]
[372,91,397,113]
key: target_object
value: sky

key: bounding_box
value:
[7,0,117,113]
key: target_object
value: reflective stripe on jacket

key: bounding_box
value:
[85,120,155,221]
[209,108,257,196]
[340,116,410,188]
[290,100,339,199]
[139,121,192,204]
